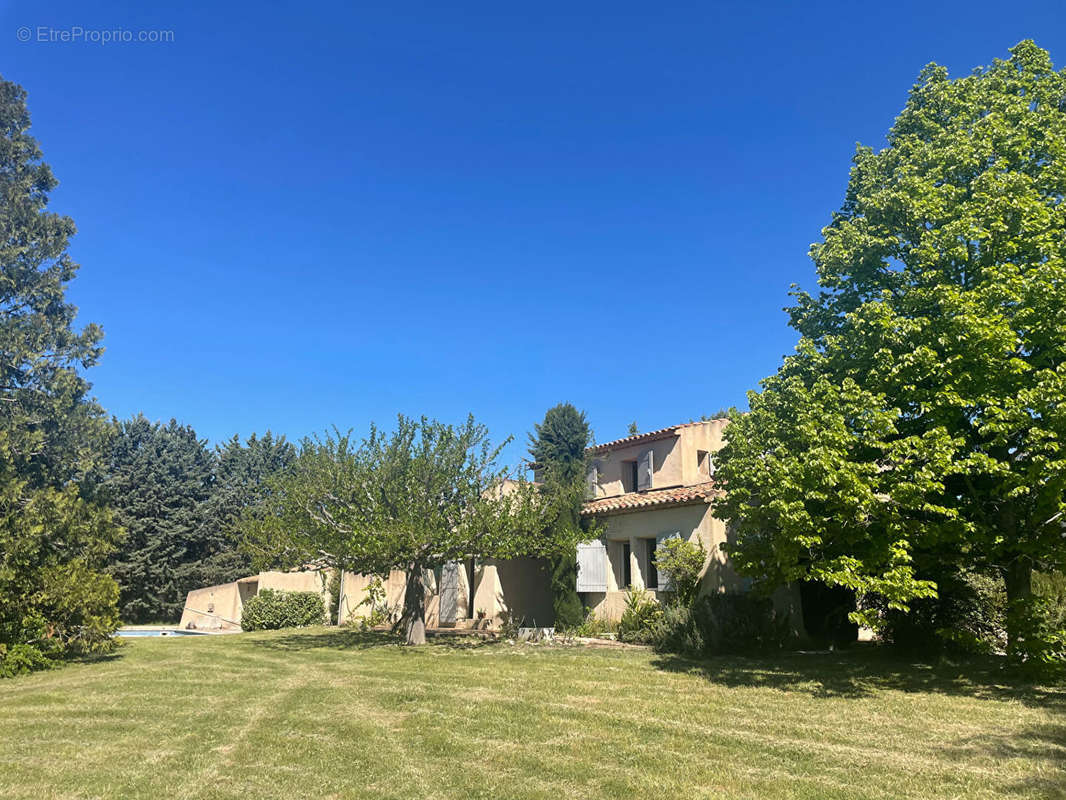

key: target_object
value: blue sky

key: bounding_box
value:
[5,1,1065,466]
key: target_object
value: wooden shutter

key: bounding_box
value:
[586,460,600,499]
[576,541,608,592]
[656,532,682,591]
[637,449,654,491]
[439,561,459,624]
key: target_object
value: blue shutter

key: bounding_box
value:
[586,460,600,499]
[637,449,654,491]
[576,541,608,592]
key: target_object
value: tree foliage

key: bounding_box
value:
[0,77,120,675]
[243,415,580,644]
[717,41,1066,662]
[104,418,295,623]
[528,403,594,629]
[654,537,707,608]
[103,416,215,623]
[199,430,296,583]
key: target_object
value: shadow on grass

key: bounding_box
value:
[943,723,1066,798]
[650,644,1066,708]
[69,650,126,667]
[246,628,497,653]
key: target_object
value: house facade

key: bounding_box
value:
[184,420,761,633]
[336,557,554,630]
[576,419,747,620]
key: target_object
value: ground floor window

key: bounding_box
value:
[645,538,658,590]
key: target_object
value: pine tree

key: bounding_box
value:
[0,77,121,675]
[195,431,296,584]
[104,416,215,623]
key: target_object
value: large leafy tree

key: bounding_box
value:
[243,415,578,644]
[717,41,1066,659]
[104,415,215,623]
[528,402,593,628]
[0,77,121,673]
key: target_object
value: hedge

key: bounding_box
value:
[240,589,325,631]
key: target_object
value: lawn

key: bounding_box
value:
[0,629,1062,800]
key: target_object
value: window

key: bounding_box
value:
[646,538,658,590]
[697,450,711,479]
[622,460,638,493]
[622,541,631,588]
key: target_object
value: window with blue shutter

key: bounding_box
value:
[576,541,608,592]
[637,449,654,491]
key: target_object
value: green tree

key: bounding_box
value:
[717,42,1066,661]
[198,431,296,584]
[528,403,593,629]
[104,415,215,623]
[0,77,121,674]
[243,415,577,644]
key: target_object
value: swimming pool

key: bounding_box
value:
[116,629,209,637]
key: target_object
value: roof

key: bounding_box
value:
[581,480,720,517]
[586,421,712,455]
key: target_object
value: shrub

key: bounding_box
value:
[651,604,704,655]
[618,588,663,644]
[653,537,706,608]
[347,575,396,632]
[564,607,619,638]
[690,593,790,654]
[877,569,1006,655]
[1006,573,1066,675]
[240,589,325,631]
[1034,571,1066,632]
[326,570,341,625]
[0,643,54,679]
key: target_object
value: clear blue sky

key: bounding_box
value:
[5,1,1065,466]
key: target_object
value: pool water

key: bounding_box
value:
[116,629,208,637]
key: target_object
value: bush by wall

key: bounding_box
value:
[240,589,325,631]
[877,569,1006,655]
[647,593,792,656]
[618,589,663,644]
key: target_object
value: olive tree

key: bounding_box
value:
[242,414,580,644]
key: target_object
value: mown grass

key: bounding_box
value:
[0,628,1062,799]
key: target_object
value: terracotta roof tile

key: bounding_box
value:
[587,421,712,455]
[581,481,720,516]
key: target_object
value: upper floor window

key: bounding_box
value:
[697,450,712,480]
[622,460,638,493]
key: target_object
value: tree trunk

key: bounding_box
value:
[1002,556,1033,659]
[403,565,427,645]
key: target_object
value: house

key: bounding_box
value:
[576,419,747,620]
[211,419,789,633]
[180,569,331,631]
[337,479,555,629]
[337,557,554,630]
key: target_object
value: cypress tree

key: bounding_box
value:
[528,403,592,629]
